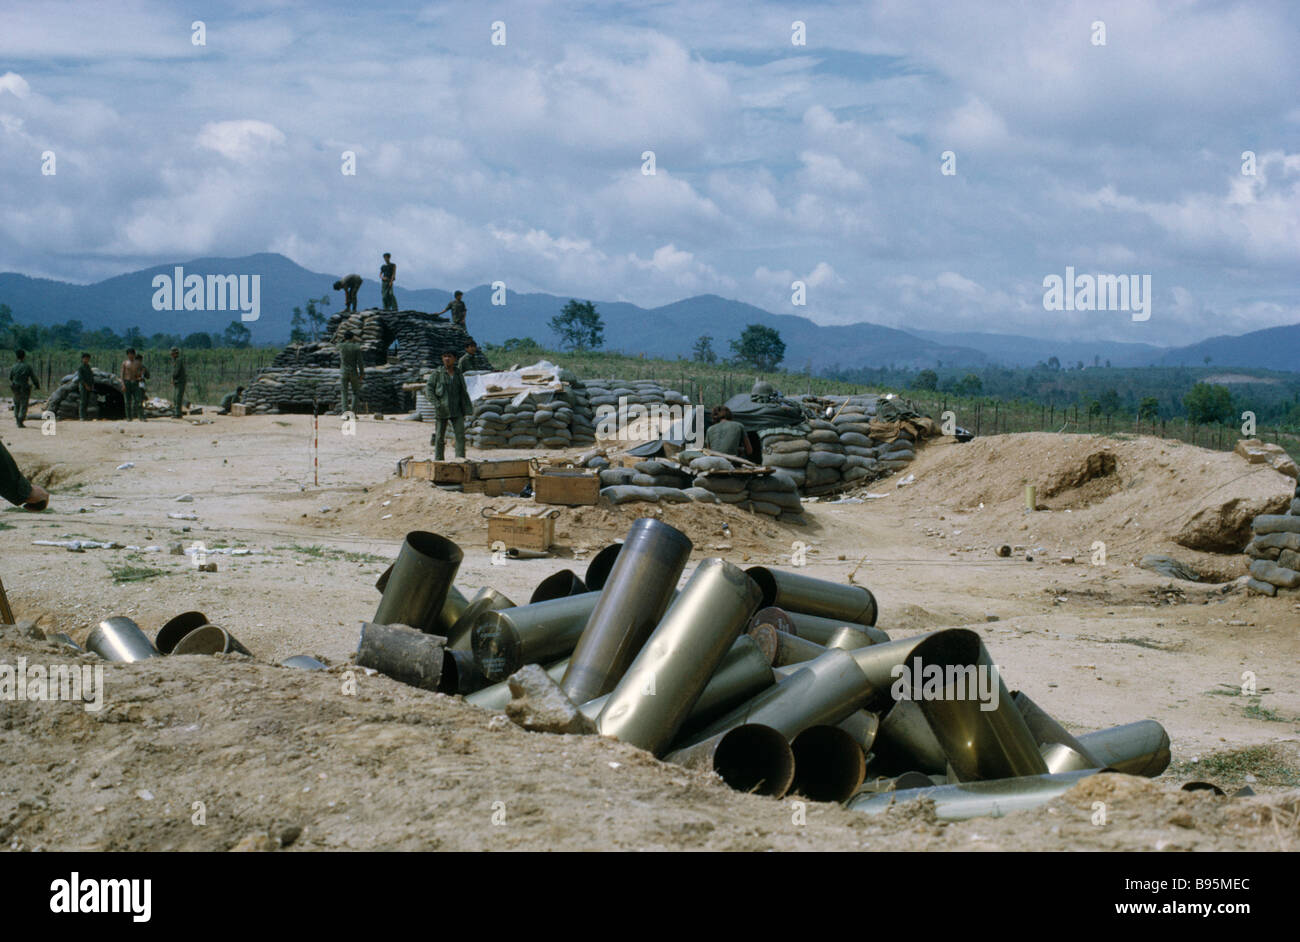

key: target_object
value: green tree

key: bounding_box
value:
[729,323,785,371]
[1183,383,1232,424]
[915,369,938,391]
[954,373,982,396]
[305,295,330,340]
[1098,388,1121,415]
[290,306,308,343]
[223,320,252,349]
[1087,399,1101,418]
[1138,397,1159,421]
[549,300,604,351]
[499,336,541,352]
[183,331,213,349]
[693,335,718,364]
[1047,356,1060,371]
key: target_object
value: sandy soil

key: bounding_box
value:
[2,413,1298,851]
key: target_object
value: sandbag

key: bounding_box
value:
[652,487,692,503]
[836,422,873,436]
[599,468,638,487]
[750,500,783,517]
[805,464,840,486]
[715,490,749,504]
[808,429,840,444]
[842,466,872,483]
[839,431,872,447]
[690,456,735,473]
[601,485,661,505]
[767,439,812,454]
[764,451,810,469]
[808,451,846,469]
[843,445,877,458]
[695,474,749,494]
[748,470,799,492]
[683,487,720,503]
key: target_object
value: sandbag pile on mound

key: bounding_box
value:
[468,382,597,450]
[1244,481,1300,596]
[598,453,804,521]
[585,379,692,439]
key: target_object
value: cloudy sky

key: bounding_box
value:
[1,0,1297,345]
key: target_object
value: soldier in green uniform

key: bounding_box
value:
[0,440,49,509]
[338,330,365,414]
[8,349,39,428]
[121,348,146,421]
[76,353,94,420]
[333,273,363,312]
[380,254,397,311]
[704,406,752,458]
[458,339,480,373]
[426,350,472,459]
[169,347,187,418]
[436,290,467,327]
[218,386,245,415]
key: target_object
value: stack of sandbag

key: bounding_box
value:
[1244,483,1300,596]
[240,364,410,414]
[584,378,692,441]
[598,452,803,521]
[468,382,597,450]
[45,368,122,420]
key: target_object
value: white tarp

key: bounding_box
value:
[464,359,565,405]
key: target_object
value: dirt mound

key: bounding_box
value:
[1173,495,1289,553]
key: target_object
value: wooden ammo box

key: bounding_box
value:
[487,507,557,552]
[476,458,533,480]
[230,403,249,417]
[532,469,601,506]
[465,476,530,496]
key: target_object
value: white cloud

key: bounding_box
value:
[0,72,31,98]
[196,120,286,163]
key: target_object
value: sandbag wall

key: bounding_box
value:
[468,383,597,450]
[1244,482,1300,596]
[595,453,804,521]
[761,395,919,497]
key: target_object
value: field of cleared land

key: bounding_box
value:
[2,412,1299,851]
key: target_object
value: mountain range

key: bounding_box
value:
[1,253,1295,373]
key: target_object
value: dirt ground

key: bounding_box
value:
[2,412,1298,851]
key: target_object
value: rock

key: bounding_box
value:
[1235,438,1300,479]
[278,825,302,848]
[1174,495,1291,552]
[1248,558,1300,589]
[1140,555,1200,582]
[231,831,276,852]
[11,619,44,641]
[505,664,596,735]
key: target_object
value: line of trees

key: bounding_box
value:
[0,302,254,351]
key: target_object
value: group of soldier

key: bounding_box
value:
[332,253,469,327]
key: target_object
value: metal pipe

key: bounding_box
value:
[744,621,779,665]
[1075,720,1171,777]
[845,769,1107,820]
[85,617,161,662]
[529,569,588,604]
[1011,690,1101,766]
[471,592,602,682]
[788,610,889,645]
[869,697,948,776]
[373,531,464,634]
[439,648,491,695]
[155,611,209,654]
[596,558,761,755]
[506,548,551,559]
[854,770,936,794]
[1040,743,1099,775]
[375,563,393,593]
[355,621,446,692]
[773,629,827,667]
[825,626,878,651]
[434,585,471,636]
[281,655,328,670]
[445,587,515,652]
[466,659,571,710]
[171,624,253,656]
[837,710,879,755]
[682,648,875,747]
[664,724,795,798]
[561,518,693,704]
[584,542,623,591]
[745,567,877,625]
[790,725,866,802]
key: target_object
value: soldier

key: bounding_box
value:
[426,350,471,460]
[333,273,363,312]
[338,330,364,414]
[705,405,752,458]
[170,346,187,418]
[0,440,50,509]
[436,290,467,327]
[380,253,397,311]
[458,338,480,373]
[218,386,245,415]
[8,349,39,428]
[121,348,142,421]
[76,353,94,421]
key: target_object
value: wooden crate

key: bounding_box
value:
[466,476,530,496]
[230,403,249,416]
[476,458,534,480]
[400,458,434,480]
[432,460,474,484]
[533,469,601,506]
[487,509,557,552]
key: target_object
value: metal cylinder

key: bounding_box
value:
[664,724,796,798]
[561,518,693,704]
[433,585,471,636]
[373,531,464,633]
[445,587,515,652]
[855,770,937,795]
[790,725,867,802]
[825,626,878,651]
[355,621,446,692]
[843,629,953,709]
[46,632,82,652]
[466,659,570,710]
[530,569,588,604]
[845,769,1107,820]
[375,563,393,593]
[744,621,779,664]
[787,610,889,645]
[85,617,161,662]
[683,648,875,747]
[155,611,209,654]
[1011,690,1100,766]
[281,655,328,670]
[869,697,948,776]
[908,632,1047,781]
[745,567,877,625]
[472,592,602,682]
[171,624,253,656]
[584,542,623,591]
[1075,720,1171,777]
[773,629,827,667]
[837,709,879,755]
[1040,742,1098,775]
[439,648,491,695]
[596,558,761,755]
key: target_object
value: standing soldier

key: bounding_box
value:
[437,290,467,327]
[380,253,398,311]
[169,346,187,418]
[121,348,145,421]
[458,339,480,373]
[8,349,39,428]
[338,330,364,415]
[426,350,471,459]
[333,273,363,312]
[76,353,94,421]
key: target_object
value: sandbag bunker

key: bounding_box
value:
[1244,478,1300,596]
[359,520,1177,819]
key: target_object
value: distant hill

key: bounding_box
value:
[2,253,1295,373]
